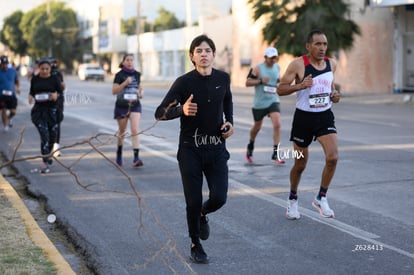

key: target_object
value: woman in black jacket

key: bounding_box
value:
[29,59,62,173]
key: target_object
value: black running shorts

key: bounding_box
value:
[290,108,337,148]
[251,102,280,121]
[0,96,17,109]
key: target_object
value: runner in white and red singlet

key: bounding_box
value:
[278,29,341,220]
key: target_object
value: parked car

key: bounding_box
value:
[78,63,105,81]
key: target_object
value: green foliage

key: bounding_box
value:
[248,0,361,56]
[121,17,153,34]
[121,17,137,35]
[18,2,78,68]
[0,11,28,55]
[153,6,185,32]
[20,5,50,57]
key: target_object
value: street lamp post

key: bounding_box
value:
[136,0,142,72]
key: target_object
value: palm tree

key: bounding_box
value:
[248,0,361,56]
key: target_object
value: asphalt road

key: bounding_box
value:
[1,76,413,274]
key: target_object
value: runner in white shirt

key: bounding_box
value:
[278,29,341,220]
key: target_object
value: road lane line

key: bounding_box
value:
[228,179,414,259]
[229,179,379,239]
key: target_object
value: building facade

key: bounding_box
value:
[126,15,233,83]
[72,0,412,94]
[231,0,414,94]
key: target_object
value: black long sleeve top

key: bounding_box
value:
[30,75,63,109]
[155,68,233,149]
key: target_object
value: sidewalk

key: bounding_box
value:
[0,172,75,274]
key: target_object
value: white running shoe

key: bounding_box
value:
[4,125,9,132]
[53,143,61,157]
[40,162,50,174]
[312,197,335,218]
[286,199,301,220]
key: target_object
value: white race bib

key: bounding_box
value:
[308,93,329,108]
[263,85,277,94]
[2,90,13,96]
[124,94,137,100]
[35,93,49,102]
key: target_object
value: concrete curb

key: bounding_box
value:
[0,174,75,275]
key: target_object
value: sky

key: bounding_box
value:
[0,0,232,28]
[0,0,44,27]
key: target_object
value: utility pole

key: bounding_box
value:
[97,6,102,63]
[136,0,142,72]
[186,0,192,27]
[47,0,52,57]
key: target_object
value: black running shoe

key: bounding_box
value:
[40,163,50,174]
[200,215,210,240]
[246,143,254,163]
[190,243,209,264]
[271,151,285,164]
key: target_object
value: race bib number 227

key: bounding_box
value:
[309,93,329,108]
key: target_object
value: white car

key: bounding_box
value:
[78,63,105,81]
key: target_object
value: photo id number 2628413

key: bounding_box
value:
[352,244,383,252]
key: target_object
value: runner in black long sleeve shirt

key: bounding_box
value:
[155,35,234,264]
[155,68,233,148]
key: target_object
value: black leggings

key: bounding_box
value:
[32,109,58,163]
[177,146,230,242]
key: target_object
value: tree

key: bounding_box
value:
[121,17,152,34]
[0,11,28,55]
[153,7,185,32]
[47,3,78,66]
[121,17,137,35]
[19,2,78,68]
[248,0,361,56]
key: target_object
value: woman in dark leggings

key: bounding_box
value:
[29,59,63,173]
